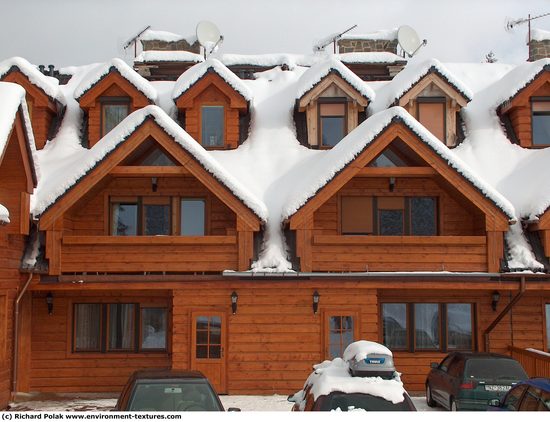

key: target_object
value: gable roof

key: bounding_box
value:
[33,105,267,225]
[172,58,253,102]
[295,57,375,103]
[283,106,515,225]
[0,56,63,103]
[74,58,158,103]
[371,59,473,113]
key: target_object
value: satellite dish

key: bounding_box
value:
[196,21,223,57]
[397,25,427,58]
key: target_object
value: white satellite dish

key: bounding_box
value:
[196,21,223,57]
[397,25,427,58]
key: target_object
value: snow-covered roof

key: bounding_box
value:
[0,56,62,103]
[337,52,406,64]
[530,28,550,42]
[0,204,9,224]
[32,105,267,221]
[340,29,398,41]
[217,53,317,68]
[74,58,158,103]
[370,58,473,112]
[138,29,197,45]
[134,51,204,64]
[283,106,516,222]
[172,58,253,102]
[295,57,375,102]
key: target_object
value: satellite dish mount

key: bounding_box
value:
[397,25,427,58]
[196,21,224,59]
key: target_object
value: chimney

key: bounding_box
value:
[139,29,201,54]
[528,28,550,61]
[337,29,398,54]
[48,64,55,76]
[38,65,45,74]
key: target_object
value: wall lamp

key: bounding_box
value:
[389,177,396,192]
[46,292,54,315]
[313,290,320,314]
[151,177,158,193]
[231,291,238,315]
[491,290,500,311]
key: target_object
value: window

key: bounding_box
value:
[201,106,224,147]
[195,315,222,359]
[73,303,167,353]
[326,314,356,359]
[502,384,527,410]
[532,100,550,146]
[139,148,177,166]
[340,196,437,236]
[418,98,446,143]
[319,102,346,147]
[382,303,474,352]
[102,102,130,137]
[110,197,205,236]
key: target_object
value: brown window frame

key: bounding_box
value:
[100,97,131,138]
[200,104,226,149]
[318,97,348,148]
[417,97,446,143]
[140,307,169,352]
[323,310,360,360]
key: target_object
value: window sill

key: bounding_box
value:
[62,235,237,245]
[67,351,170,358]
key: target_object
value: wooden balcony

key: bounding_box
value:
[510,346,550,378]
[311,235,488,272]
[60,235,238,273]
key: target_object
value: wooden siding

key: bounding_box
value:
[510,346,550,378]
[28,291,171,393]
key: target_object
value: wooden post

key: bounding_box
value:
[486,231,504,273]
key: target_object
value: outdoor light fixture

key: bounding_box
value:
[151,177,158,192]
[389,177,396,192]
[491,290,500,311]
[46,292,54,315]
[231,291,238,315]
[313,290,320,314]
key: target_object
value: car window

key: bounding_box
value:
[464,359,527,381]
[447,359,464,377]
[519,387,541,411]
[439,355,455,372]
[316,392,414,411]
[127,382,222,411]
[503,384,528,410]
[538,390,550,411]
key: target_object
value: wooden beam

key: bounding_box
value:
[62,235,237,245]
[356,167,436,177]
[110,166,191,177]
[313,235,487,246]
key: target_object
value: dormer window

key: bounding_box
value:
[101,99,130,137]
[201,106,224,147]
[417,97,446,143]
[532,98,550,146]
[319,101,347,147]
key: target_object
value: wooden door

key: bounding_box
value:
[190,312,227,393]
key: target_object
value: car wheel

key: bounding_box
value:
[450,398,457,411]
[426,384,436,407]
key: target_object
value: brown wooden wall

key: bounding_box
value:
[183,85,240,150]
[26,290,171,393]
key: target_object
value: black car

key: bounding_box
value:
[488,378,550,411]
[115,369,236,411]
[425,352,528,411]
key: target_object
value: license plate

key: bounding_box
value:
[485,385,510,392]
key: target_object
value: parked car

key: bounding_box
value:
[488,378,550,411]
[115,369,238,411]
[425,352,528,411]
[289,340,416,411]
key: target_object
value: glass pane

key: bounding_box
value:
[383,303,407,349]
[109,304,135,350]
[196,330,208,345]
[329,343,341,359]
[141,308,167,350]
[112,203,137,236]
[447,304,472,350]
[546,304,550,351]
[532,113,550,145]
[128,382,223,411]
[209,345,221,359]
[209,330,221,345]
[196,345,208,358]
[181,200,205,236]
[144,204,170,235]
[410,197,437,235]
[201,106,224,147]
[103,104,129,136]
[415,304,439,349]
[74,304,101,351]
[321,116,345,147]
[210,316,221,328]
[141,149,177,166]
[342,316,353,331]
[196,316,208,330]
[330,316,342,330]
[379,209,404,235]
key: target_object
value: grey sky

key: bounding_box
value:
[1,0,549,68]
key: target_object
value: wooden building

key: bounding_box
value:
[1,39,550,405]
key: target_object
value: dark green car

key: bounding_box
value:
[425,352,528,411]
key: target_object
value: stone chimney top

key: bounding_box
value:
[528,28,550,61]
[139,29,201,54]
[337,29,399,54]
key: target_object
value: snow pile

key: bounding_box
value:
[530,28,550,42]
[343,340,392,362]
[338,52,406,64]
[172,58,253,101]
[217,53,317,69]
[295,57,375,101]
[73,58,158,103]
[340,29,398,41]
[0,204,9,224]
[139,29,197,45]
[135,51,204,64]
[370,58,473,112]
[0,57,62,103]
[32,105,267,221]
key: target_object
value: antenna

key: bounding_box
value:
[314,24,358,54]
[196,21,224,59]
[505,12,550,41]
[123,25,151,58]
[397,25,427,58]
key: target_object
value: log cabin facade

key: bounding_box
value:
[2,33,550,404]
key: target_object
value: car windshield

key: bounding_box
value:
[317,392,413,411]
[464,359,527,382]
[127,381,223,411]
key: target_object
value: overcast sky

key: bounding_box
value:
[1,0,549,68]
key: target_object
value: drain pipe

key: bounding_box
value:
[11,271,34,400]
[483,276,526,352]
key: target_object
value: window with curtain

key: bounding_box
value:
[108,304,136,351]
[320,102,346,147]
[201,106,224,147]
[141,308,167,350]
[102,102,130,137]
[415,303,440,350]
[74,304,102,352]
[382,303,407,349]
[111,202,138,236]
[327,315,355,359]
[532,100,550,145]
[181,199,206,235]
